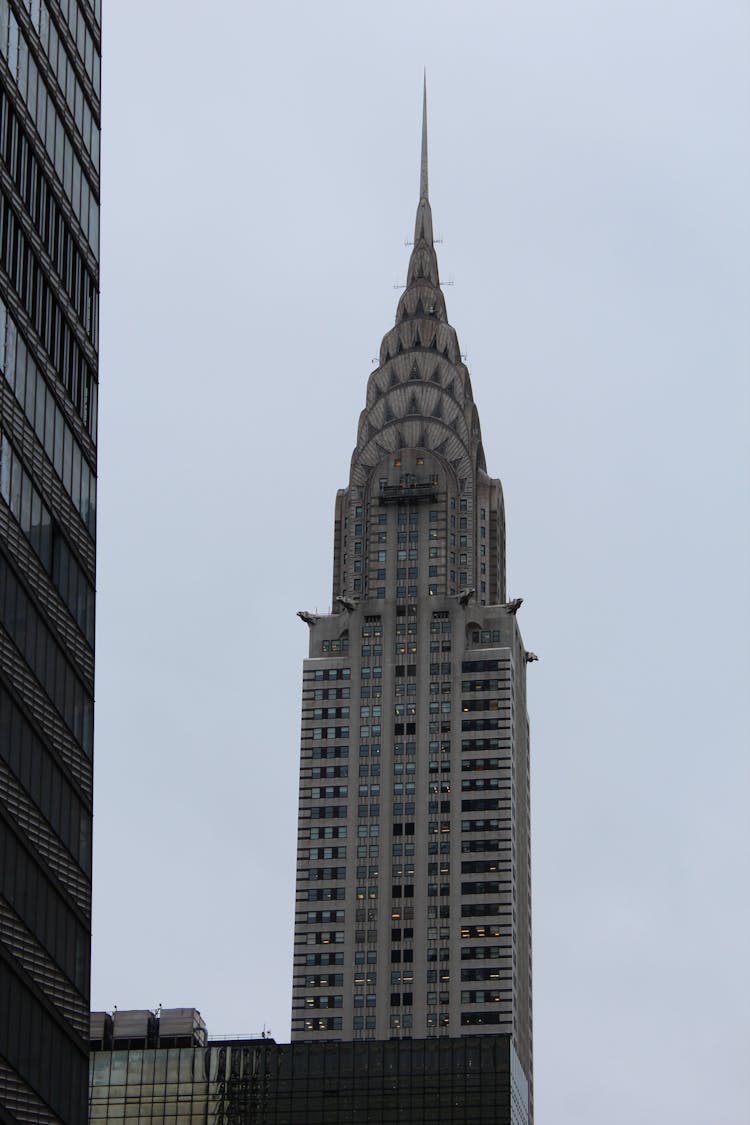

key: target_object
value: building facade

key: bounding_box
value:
[89,1032,527,1125]
[0,1,100,1122]
[291,88,533,1109]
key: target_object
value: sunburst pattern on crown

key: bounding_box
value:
[348,82,485,492]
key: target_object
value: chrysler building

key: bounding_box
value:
[292,83,533,1106]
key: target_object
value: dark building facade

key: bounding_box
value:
[291,83,533,1115]
[0,1,100,1122]
[89,1030,528,1125]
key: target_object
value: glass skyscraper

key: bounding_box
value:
[292,87,533,1116]
[0,1,100,1121]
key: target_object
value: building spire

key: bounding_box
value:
[420,70,428,200]
[413,73,434,248]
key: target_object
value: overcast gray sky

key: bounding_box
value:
[92,2,750,1121]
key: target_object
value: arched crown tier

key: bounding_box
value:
[331,77,506,609]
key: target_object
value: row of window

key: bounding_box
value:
[462,756,503,771]
[299,1017,342,1031]
[0,681,91,868]
[460,990,508,1004]
[0,551,92,753]
[307,846,346,859]
[461,839,501,854]
[461,718,504,732]
[461,967,504,981]
[468,629,504,644]
[462,798,503,812]
[308,806,347,820]
[461,859,506,874]
[305,931,344,945]
[307,746,349,760]
[429,682,452,695]
[306,952,344,966]
[303,866,347,883]
[320,638,349,653]
[462,904,506,919]
[368,585,445,600]
[308,667,351,681]
[306,888,345,902]
[0,431,94,643]
[356,493,476,514]
[0,192,97,433]
[307,686,350,700]
[462,925,502,939]
[461,738,507,752]
[357,864,380,878]
[53,0,101,74]
[310,705,349,718]
[0,3,99,251]
[461,778,504,791]
[19,0,101,159]
[308,726,349,740]
[461,819,507,834]
[304,910,345,924]
[428,760,451,774]
[462,678,507,692]
[308,827,347,840]
[0,959,87,1123]
[358,725,380,739]
[462,881,508,896]
[1,817,88,989]
[1,300,96,526]
[359,705,382,718]
[1,92,98,349]
[301,995,343,1009]
[301,963,508,990]
[463,659,505,673]
[461,698,506,712]
[303,882,507,905]
[302,973,345,987]
[303,949,510,976]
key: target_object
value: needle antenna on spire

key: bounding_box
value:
[420,71,429,201]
